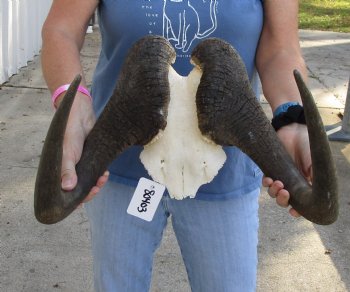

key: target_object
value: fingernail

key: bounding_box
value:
[62,178,73,189]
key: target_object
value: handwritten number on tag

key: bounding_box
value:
[137,188,155,212]
[127,178,165,222]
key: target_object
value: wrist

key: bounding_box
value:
[52,84,92,109]
[273,101,300,117]
[271,102,306,131]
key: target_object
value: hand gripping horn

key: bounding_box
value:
[34,36,176,224]
[192,38,338,225]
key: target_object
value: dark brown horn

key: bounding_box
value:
[192,38,338,225]
[34,35,176,224]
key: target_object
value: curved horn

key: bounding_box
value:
[35,36,176,224]
[192,38,338,225]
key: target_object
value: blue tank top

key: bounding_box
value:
[92,0,264,200]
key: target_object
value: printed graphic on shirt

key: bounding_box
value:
[141,0,218,56]
[163,0,218,53]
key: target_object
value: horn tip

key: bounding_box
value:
[293,69,302,80]
[73,74,82,85]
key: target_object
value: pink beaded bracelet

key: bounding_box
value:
[52,84,92,109]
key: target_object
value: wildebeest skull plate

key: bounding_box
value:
[140,66,226,199]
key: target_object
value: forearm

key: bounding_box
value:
[41,28,86,95]
[257,46,307,112]
[256,0,308,113]
[41,0,97,106]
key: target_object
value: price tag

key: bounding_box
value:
[127,177,165,222]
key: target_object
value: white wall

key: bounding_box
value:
[0,0,52,83]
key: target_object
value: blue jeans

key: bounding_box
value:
[85,180,260,292]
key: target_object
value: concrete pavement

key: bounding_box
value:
[0,29,349,292]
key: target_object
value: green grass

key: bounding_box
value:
[299,0,350,32]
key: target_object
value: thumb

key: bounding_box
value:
[61,158,78,191]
